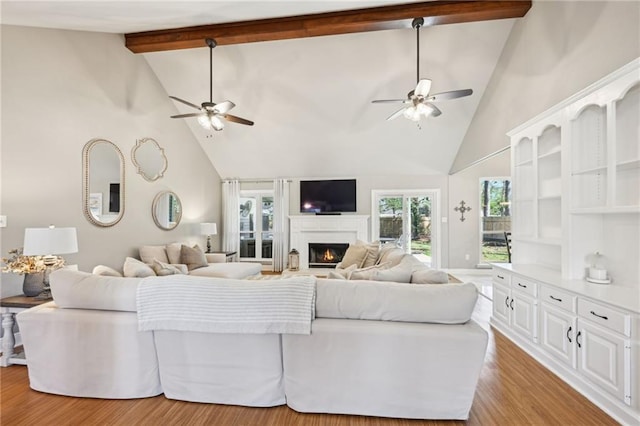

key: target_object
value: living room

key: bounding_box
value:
[1,1,639,424]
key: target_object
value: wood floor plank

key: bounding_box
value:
[0,297,617,425]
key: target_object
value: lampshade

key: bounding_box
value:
[200,223,218,236]
[23,226,78,256]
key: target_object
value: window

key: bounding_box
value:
[239,191,273,262]
[479,178,511,264]
[372,190,440,268]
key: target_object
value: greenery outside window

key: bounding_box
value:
[479,178,511,264]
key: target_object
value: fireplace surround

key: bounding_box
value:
[289,215,369,269]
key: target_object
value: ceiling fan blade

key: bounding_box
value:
[213,100,236,114]
[427,89,473,102]
[170,112,206,119]
[224,114,254,126]
[414,79,432,97]
[387,107,407,121]
[372,99,407,104]
[427,103,442,117]
[169,96,202,110]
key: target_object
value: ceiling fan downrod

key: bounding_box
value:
[205,38,217,103]
[412,18,424,85]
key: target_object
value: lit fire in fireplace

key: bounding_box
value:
[322,249,335,262]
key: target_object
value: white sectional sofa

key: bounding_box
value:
[17,269,488,420]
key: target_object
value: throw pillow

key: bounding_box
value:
[180,244,208,271]
[123,257,156,278]
[358,240,381,268]
[371,265,412,283]
[411,269,450,284]
[340,244,369,268]
[349,263,389,280]
[376,245,405,267]
[151,259,185,276]
[138,245,169,265]
[166,242,183,265]
[332,264,358,279]
[327,271,346,280]
[92,265,123,277]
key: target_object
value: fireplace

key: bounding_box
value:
[308,243,349,268]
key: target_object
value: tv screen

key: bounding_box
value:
[300,179,356,213]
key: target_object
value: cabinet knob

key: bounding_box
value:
[497,275,504,279]
[550,295,562,302]
[505,296,510,308]
[576,331,582,348]
[566,326,572,343]
[510,298,514,310]
[517,283,527,288]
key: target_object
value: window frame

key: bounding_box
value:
[478,176,511,266]
[239,189,274,263]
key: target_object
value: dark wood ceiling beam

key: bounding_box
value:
[125,1,531,53]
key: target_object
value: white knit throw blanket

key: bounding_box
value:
[136,275,316,335]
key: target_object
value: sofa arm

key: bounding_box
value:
[205,253,227,263]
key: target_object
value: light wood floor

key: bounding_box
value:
[0,297,617,426]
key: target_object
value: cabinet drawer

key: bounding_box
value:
[511,276,537,298]
[541,286,576,313]
[493,269,511,286]
[577,299,631,337]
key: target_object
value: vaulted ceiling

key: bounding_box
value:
[1,1,525,178]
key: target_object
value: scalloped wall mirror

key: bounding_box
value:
[132,137,167,182]
[82,138,125,227]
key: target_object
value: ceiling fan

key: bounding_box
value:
[169,38,254,131]
[372,17,473,122]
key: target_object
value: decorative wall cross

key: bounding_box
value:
[454,200,471,222]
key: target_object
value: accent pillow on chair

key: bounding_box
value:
[180,245,208,271]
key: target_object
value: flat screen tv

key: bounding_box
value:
[300,179,356,213]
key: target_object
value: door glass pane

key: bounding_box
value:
[378,197,403,245]
[261,196,274,259]
[480,179,511,263]
[240,197,256,258]
[409,196,432,265]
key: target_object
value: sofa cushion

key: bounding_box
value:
[330,264,357,279]
[315,278,478,324]
[92,265,123,277]
[181,245,208,271]
[349,263,389,280]
[411,269,450,284]
[123,257,156,278]
[340,244,369,268]
[139,245,169,264]
[50,269,140,312]
[188,262,262,279]
[151,259,185,276]
[166,242,183,265]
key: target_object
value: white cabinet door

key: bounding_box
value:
[577,320,631,405]
[541,304,577,368]
[511,292,538,342]
[492,282,511,325]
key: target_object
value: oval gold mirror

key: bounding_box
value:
[152,191,182,230]
[82,139,125,227]
[132,137,167,182]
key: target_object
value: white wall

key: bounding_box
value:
[1,25,222,296]
[451,1,640,172]
[448,150,510,268]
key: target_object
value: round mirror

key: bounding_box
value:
[132,137,167,182]
[152,191,182,230]
[82,139,125,227]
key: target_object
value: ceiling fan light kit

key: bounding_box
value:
[372,17,473,122]
[169,38,254,132]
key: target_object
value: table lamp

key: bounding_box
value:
[200,223,217,253]
[23,226,78,297]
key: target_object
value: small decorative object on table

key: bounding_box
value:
[200,222,218,253]
[1,248,64,297]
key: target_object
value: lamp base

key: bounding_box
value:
[206,236,212,253]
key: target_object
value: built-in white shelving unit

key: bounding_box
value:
[496,58,639,425]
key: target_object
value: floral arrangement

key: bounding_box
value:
[1,248,65,275]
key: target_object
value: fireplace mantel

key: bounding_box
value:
[289,215,369,269]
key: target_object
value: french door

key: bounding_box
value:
[239,191,273,262]
[371,190,440,268]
